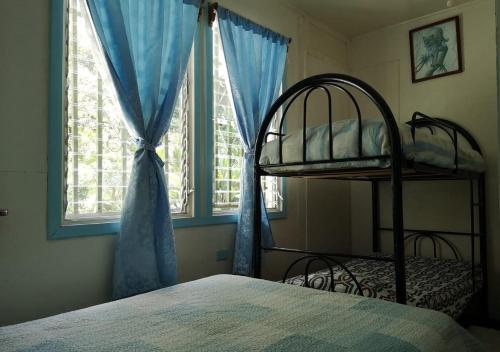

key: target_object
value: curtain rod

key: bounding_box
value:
[208,2,292,45]
[208,2,218,27]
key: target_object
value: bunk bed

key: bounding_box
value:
[253,73,488,323]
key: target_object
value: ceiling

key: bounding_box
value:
[286,0,475,37]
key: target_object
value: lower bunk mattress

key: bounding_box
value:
[0,275,482,351]
[285,256,481,319]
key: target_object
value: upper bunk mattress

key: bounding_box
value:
[259,119,485,173]
[0,275,482,352]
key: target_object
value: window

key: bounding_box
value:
[64,0,191,223]
[48,1,286,238]
[211,19,282,214]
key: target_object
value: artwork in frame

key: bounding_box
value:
[409,16,463,83]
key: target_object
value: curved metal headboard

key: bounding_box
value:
[407,112,483,171]
[404,231,461,260]
[407,112,482,155]
[281,255,365,297]
[254,73,402,173]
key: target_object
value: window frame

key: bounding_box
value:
[47,0,286,240]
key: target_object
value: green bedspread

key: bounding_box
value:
[0,275,483,351]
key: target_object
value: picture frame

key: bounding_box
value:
[409,16,463,83]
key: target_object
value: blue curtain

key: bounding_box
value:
[217,7,288,275]
[86,0,200,299]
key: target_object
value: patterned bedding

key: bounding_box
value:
[285,256,481,319]
[0,275,483,351]
[259,119,485,173]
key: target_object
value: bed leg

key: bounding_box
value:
[253,168,262,279]
[470,180,476,295]
[393,175,406,304]
[478,175,488,321]
[372,181,380,253]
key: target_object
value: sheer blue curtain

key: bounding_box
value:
[217,7,288,275]
[86,0,200,299]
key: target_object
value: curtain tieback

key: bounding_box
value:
[137,140,165,167]
[138,141,157,151]
[244,146,256,157]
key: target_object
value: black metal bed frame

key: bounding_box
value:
[253,73,488,320]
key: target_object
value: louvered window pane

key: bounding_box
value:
[64,0,190,221]
[212,19,282,213]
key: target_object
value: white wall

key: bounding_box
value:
[348,0,500,319]
[0,0,350,325]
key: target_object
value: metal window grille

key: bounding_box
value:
[64,0,190,221]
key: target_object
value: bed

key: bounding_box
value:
[252,73,488,321]
[0,275,483,351]
[284,256,482,319]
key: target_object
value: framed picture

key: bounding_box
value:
[409,16,462,83]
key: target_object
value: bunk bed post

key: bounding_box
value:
[392,164,406,304]
[478,174,488,320]
[470,179,476,294]
[380,90,406,305]
[253,167,262,279]
[372,181,380,253]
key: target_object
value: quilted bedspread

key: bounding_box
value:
[0,275,483,351]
